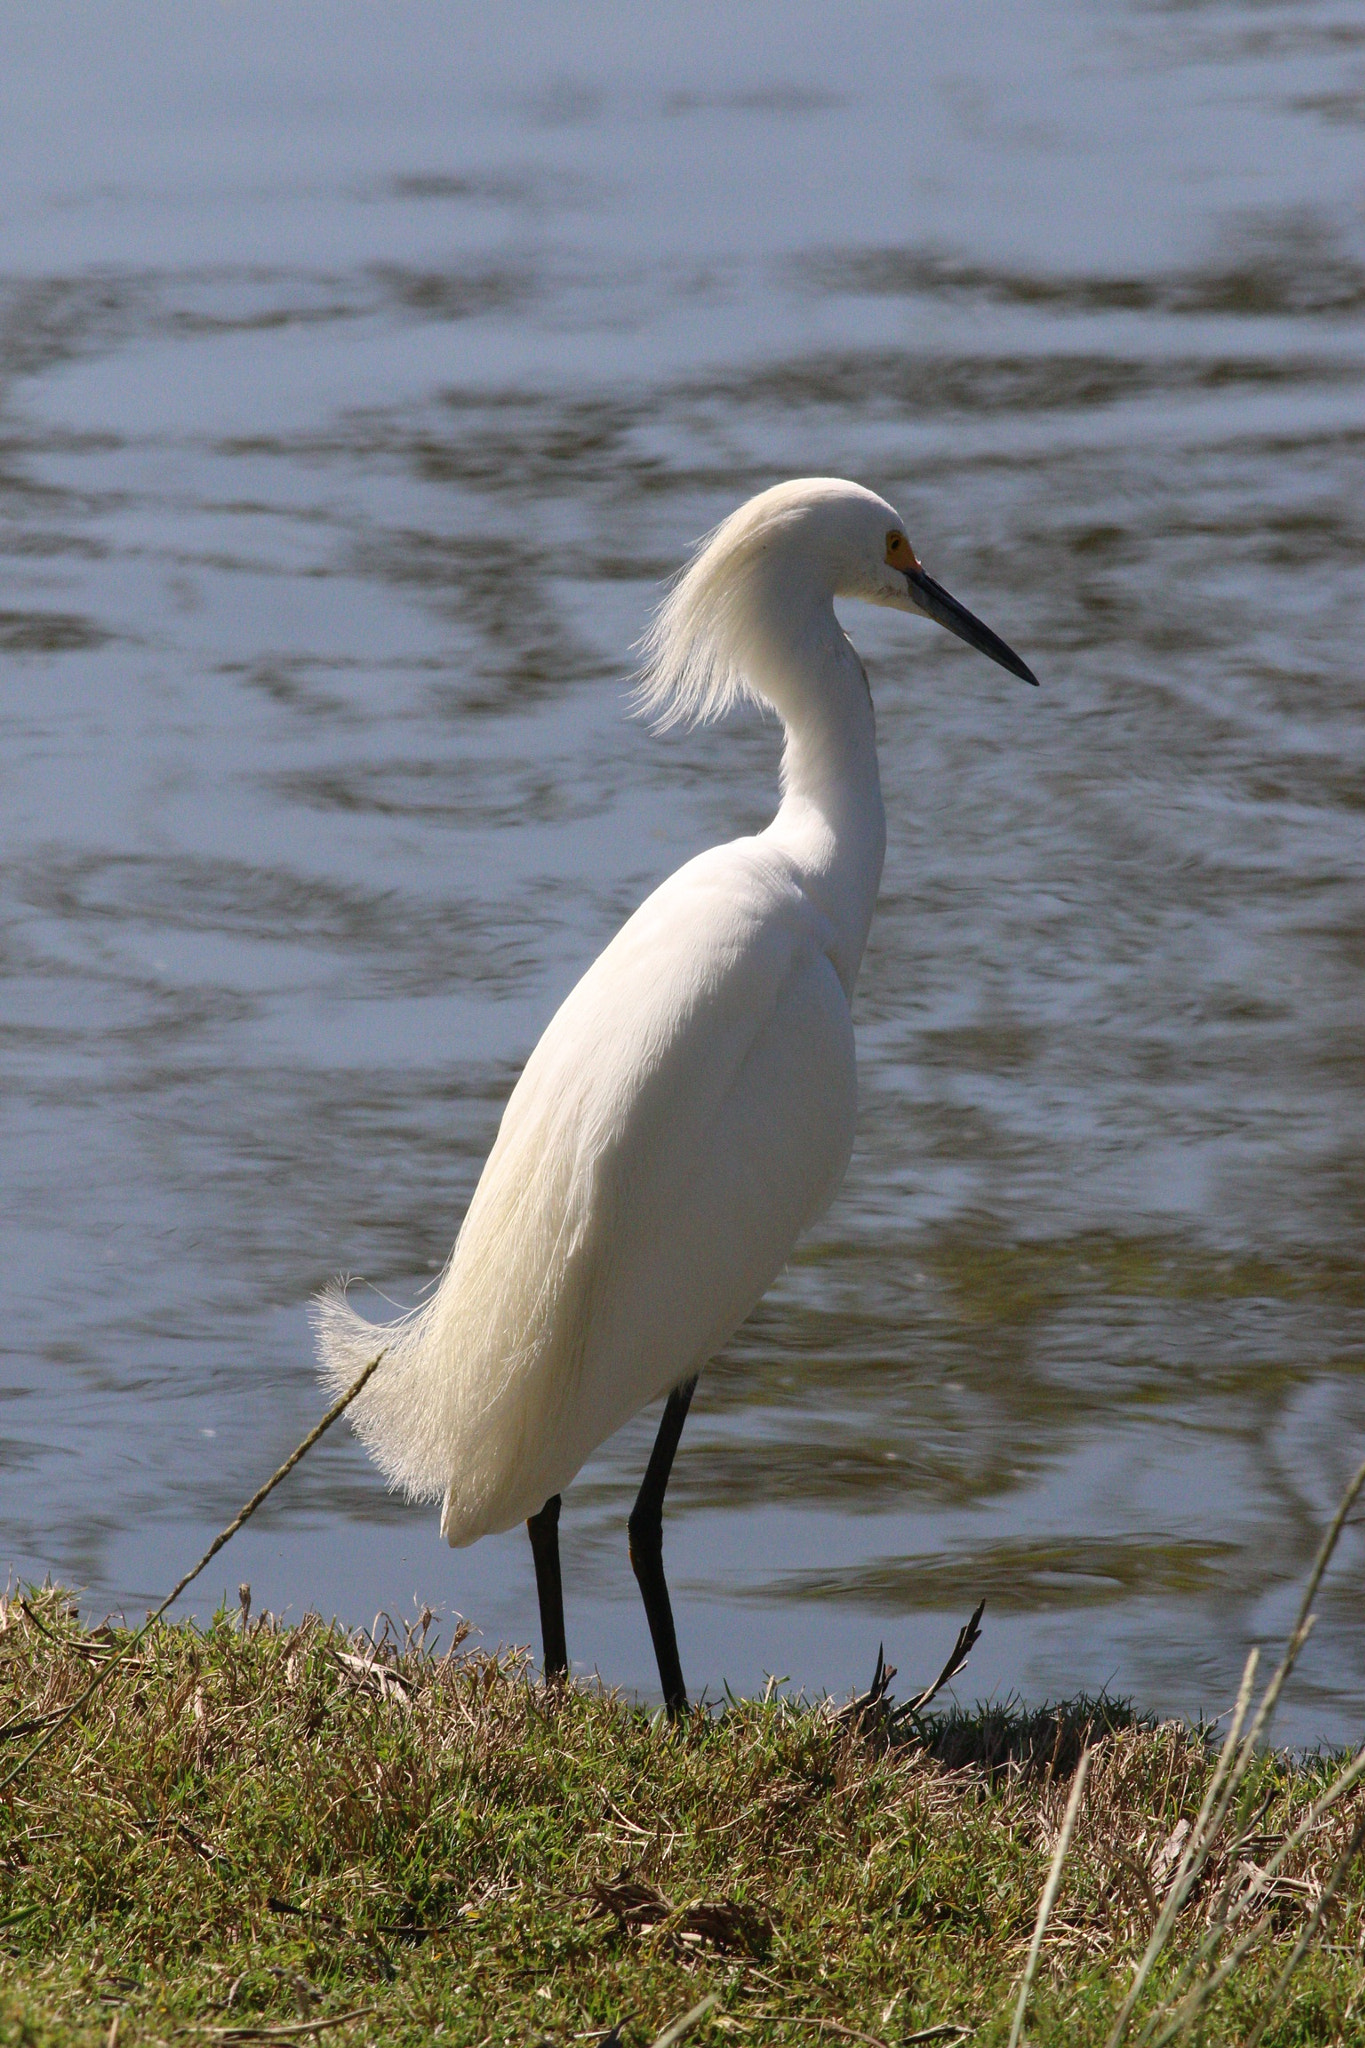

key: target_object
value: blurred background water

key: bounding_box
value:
[2,1,1362,1743]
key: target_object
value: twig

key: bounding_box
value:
[0,1352,385,1795]
[901,1601,987,1719]
[649,1994,720,2048]
[835,1645,897,1733]
[0,1705,69,1743]
[182,2009,375,2041]
[18,1596,72,1643]
[1007,1746,1091,2048]
[759,2020,891,2048]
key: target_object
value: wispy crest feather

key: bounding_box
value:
[634,491,803,729]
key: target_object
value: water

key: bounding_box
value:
[2,2,1362,1744]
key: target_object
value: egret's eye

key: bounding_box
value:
[884,530,922,573]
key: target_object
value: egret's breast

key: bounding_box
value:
[549,881,857,1462]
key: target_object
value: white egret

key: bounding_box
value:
[315,477,1036,1713]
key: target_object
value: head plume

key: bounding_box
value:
[633,477,907,730]
[633,486,819,730]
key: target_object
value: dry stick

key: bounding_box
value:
[759,2019,891,2048]
[0,1351,385,1798]
[1007,1745,1092,2048]
[0,1704,69,1743]
[186,2011,376,2042]
[901,1599,987,1720]
[1241,1805,1365,2048]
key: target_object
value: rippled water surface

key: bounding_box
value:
[3,2,1363,1742]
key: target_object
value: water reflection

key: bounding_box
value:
[0,0,1361,1743]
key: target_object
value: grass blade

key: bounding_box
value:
[1105,1650,1258,2047]
[650,1994,719,2048]
[1241,1807,1365,2048]
[1007,1745,1091,2048]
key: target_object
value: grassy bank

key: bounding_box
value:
[2,1586,1363,2048]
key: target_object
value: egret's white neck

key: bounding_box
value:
[754,595,886,998]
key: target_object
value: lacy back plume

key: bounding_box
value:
[312,1092,600,1544]
[634,491,804,729]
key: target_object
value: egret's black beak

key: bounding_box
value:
[905,566,1039,686]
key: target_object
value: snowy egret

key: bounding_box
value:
[315,477,1036,1713]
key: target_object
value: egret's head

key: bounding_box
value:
[636,476,1037,729]
[822,486,1039,687]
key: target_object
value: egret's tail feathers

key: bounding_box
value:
[314,1027,616,1545]
[311,1282,458,1505]
[312,1150,601,1544]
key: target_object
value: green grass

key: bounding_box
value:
[1,1587,1363,2047]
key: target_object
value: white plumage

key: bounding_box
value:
[315,477,1035,1692]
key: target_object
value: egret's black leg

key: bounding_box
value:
[628,1376,697,1719]
[526,1493,567,1682]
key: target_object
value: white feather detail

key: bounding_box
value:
[632,484,819,729]
[312,1061,603,1543]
